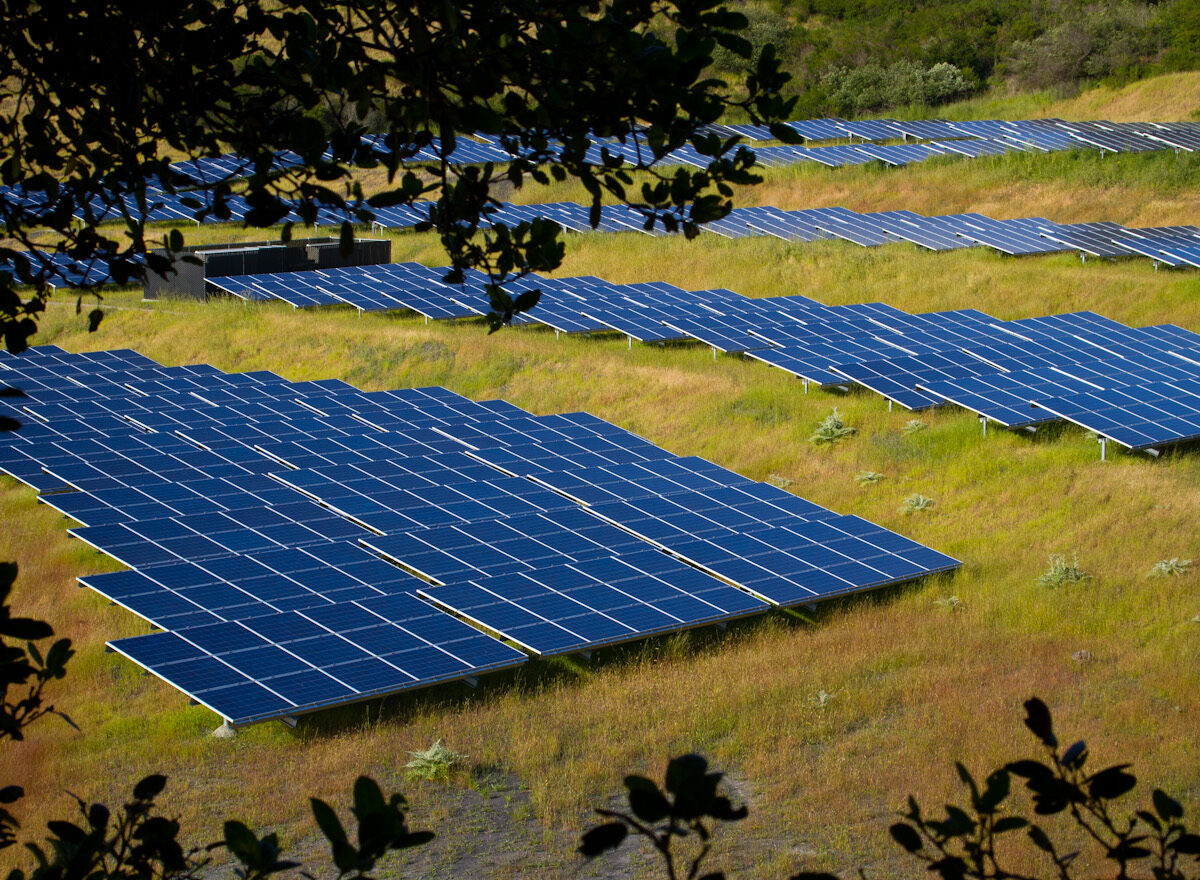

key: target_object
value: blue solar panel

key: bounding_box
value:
[0,343,969,724]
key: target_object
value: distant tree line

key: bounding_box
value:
[711,0,1200,116]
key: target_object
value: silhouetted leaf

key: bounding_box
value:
[224,820,261,867]
[579,822,627,857]
[311,797,348,847]
[1087,765,1135,800]
[1062,740,1088,770]
[1023,698,1056,747]
[1154,788,1184,820]
[889,822,923,852]
[0,617,52,640]
[1028,825,1056,852]
[626,781,669,823]
[1007,760,1053,780]
[1172,833,1200,854]
[992,816,1028,833]
[132,774,167,801]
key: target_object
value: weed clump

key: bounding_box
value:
[809,407,856,445]
[855,470,885,485]
[1037,554,1091,588]
[900,493,935,514]
[903,419,927,434]
[1147,557,1192,578]
[405,740,467,782]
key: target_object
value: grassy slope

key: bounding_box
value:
[4,74,1200,879]
[905,70,1200,123]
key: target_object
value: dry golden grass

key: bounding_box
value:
[1046,71,1200,121]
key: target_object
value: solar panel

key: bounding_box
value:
[0,346,964,728]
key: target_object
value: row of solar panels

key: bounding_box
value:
[0,345,959,726]
[166,118,1200,180]
[365,202,1200,266]
[19,201,1200,294]
[5,117,1197,232]
[209,262,1200,453]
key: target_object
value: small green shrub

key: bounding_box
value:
[405,740,467,782]
[1148,557,1192,578]
[855,470,885,485]
[809,408,856,445]
[903,419,927,435]
[1037,554,1091,588]
[900,493,935,514]
[934,595,963,610]
[810,690,837,708]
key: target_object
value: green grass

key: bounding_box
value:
[6,72,1200,879]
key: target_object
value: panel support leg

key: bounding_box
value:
[211,721,238,739]
[1099,437,1107,461]
[980,416,987,437]
[802,379,809,394]
[888,399,893,412]
[628,336,633,350]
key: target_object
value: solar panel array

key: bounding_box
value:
[0,346,959,726]
[208,261,1200,453]
[177,118,1200,177]
[362,203,1200,267]
[6,116,1198,233]
[15,203,1200,293]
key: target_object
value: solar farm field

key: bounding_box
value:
[4,77,1200,880]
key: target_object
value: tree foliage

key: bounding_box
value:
[0,559,432,879]
[892,697,1200,880]
[582,699,1200,880]
[0,0,797,350]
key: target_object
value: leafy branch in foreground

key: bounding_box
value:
[0,562,74,743]
[1,0,797,350]
[579,754,752,880]
[891,697,1200,880]
[0,558,431,879]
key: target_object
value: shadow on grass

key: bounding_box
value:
[290,570,949,741]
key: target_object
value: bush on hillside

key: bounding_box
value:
[820,60,978,116]
[1004,1,1167,91]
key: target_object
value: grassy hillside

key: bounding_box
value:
[4,75,1200,880]
[934,69,1200,121]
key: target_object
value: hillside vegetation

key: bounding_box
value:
[726,0,1200,116]
[3,74,1200,880]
